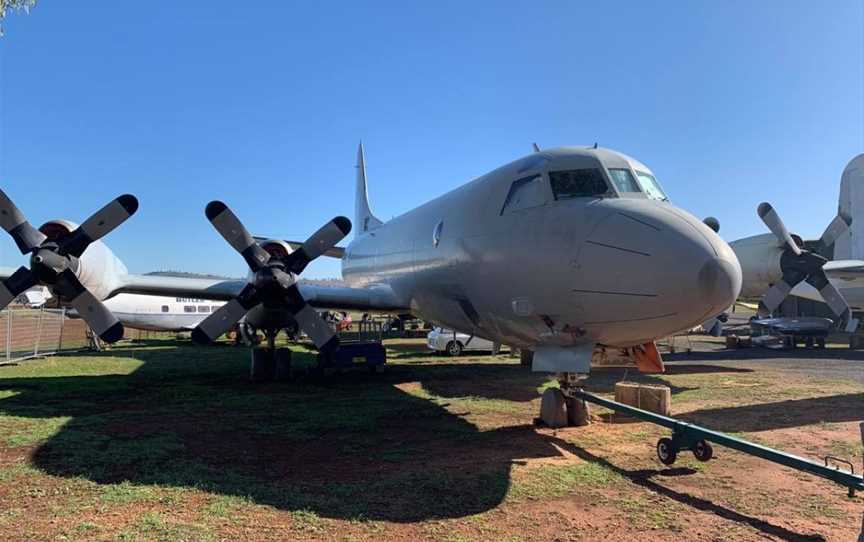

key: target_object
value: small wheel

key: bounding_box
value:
[657,437,678,466]
[692,439,713,462]
[446,341,463,357]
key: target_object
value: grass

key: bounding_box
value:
[0,337,859,540]
[117,511,215,542]
[508,461,624,501]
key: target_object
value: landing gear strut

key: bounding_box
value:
[250,329,292,382]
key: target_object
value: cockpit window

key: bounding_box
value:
[607,168,641,193]
[549,169,608,200]
[634,170,668,201]
[501,174,546,214]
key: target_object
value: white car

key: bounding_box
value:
[427,327,497,356]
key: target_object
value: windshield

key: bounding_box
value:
[549,169,608,200]
[607,168,641,193]
[634,170,668,201]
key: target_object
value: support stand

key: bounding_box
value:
[536,372,590,428]
[250,330,291,382]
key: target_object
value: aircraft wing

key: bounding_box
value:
[823,259,864,283]
[253,236,345,259]
[2,266,404,312]
[113,274,406,312]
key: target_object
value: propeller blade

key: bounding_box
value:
[805,271,859,333]
[286,217,351,274]
[819,212,851,248]
[54,270,124,343]
[760,280,794,314]
[284,284,339,353]
[60,195,139,257]
[205,201,271,272]
[0,189,47,254]
[757,202,802,256]
[191,283,259,344]
[0,267,37,310]
[806,270,849,316]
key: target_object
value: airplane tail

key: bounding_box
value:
[833,154,864,259]
[355,143,383,235]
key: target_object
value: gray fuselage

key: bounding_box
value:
[342,146,740,350]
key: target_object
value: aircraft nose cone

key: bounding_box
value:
[697,255,742,314]
[575,199,741,346]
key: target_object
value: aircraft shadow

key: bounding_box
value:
[679,393,864,432]
[0,345,564,522]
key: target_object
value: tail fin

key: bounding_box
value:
[834,154,864,259]
[355,143,384,235]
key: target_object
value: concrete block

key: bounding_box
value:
[539,388,568,428]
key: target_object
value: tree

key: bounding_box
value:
[0,0,37,35]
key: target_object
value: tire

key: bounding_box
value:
[692,439,713,462]
[657,437,678,466]
[446,341,463,357]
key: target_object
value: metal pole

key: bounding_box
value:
[572,389,864,495]
[5,310,11,362]
[57,309,65,352]
[34,308,44,357]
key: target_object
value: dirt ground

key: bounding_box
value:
[0,336,860,541]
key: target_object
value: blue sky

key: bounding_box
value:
[1,1,862,278]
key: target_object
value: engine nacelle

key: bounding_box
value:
[39,220,128,301]
[259,239,294,260]
[728,233,784,298]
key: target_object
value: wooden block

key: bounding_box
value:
[614,382,671,417]
[726,335,739,349]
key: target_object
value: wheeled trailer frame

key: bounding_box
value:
[563,387,864,498]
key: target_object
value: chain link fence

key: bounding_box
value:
[0,308,90,363]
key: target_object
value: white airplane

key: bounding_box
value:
[0,144,741,382]
[728,154,864,331]
[101,294,227,332]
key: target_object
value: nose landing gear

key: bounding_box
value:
[250,329,292,382]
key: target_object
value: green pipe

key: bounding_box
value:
[572,389,864,495]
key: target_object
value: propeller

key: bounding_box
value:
[0,189,138,342]
[191,201,350,353]
[757,202,858,332]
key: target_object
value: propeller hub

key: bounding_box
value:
[780,249,827,276]
[30,246,72,285]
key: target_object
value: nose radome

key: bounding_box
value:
[698,256,742,313]
[663,204,743,315]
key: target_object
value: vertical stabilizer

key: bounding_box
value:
[834,154,864,259]
[355,143,384,235]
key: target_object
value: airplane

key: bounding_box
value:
[0,144,742,389]
[726,154,864,332]
[100,293,228,333]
